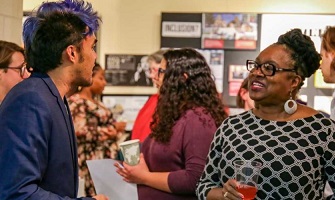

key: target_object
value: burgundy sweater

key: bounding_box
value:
[138,107,218,200]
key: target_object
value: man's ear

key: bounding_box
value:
[65,45,77,63]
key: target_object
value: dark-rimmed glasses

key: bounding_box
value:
[1,62,27,78]
[246,60,296,76]
[158,68,166,77]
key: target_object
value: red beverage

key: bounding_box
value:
[237,184,257,200]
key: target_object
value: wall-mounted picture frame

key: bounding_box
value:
[105,54,152,87]
[202,13,258,49]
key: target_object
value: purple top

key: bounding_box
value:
[138,107,217,200]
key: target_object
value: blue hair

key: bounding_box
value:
[23,0,100,51]
[22,0,101,73]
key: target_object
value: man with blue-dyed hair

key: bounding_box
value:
[0,0,108,199]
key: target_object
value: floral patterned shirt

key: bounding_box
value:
[68,94,118,196]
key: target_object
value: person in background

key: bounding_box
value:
[0,40,29,104]
[68,62,126,196]
[236,76,254,111]
[319,25,335,199]
[320,26,335,119]
[196,29,335,200]
[131,49,166,142]
[0,0,108,199]
[115,48,229,200]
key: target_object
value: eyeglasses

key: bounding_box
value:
[158,68,166,77]
[246,60,296,76]
[5,62,27,78]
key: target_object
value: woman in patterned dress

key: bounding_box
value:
[68,63,124,196]
[196,29,335,200]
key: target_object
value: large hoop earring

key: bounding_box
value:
[284,91,297,114]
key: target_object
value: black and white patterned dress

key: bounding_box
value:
[196,110,335,200]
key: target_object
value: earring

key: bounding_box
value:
[284,90,297,114]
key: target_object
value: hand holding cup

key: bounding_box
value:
[119,139,140,166]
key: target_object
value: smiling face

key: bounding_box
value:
[248,44,300,106]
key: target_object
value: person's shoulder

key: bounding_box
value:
[147,94,159,103]
[182,107,216,123]
[184,107,206,116]
[151,93,159,99]
[219,110,252,126]
[4,78,44,101]
[295,104,320,119]
[0,82,48,113]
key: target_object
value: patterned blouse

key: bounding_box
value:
[68,94,119,196]
[196,110,335,200]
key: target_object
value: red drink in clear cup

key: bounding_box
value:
[234,160,262,200]
[237,184,257,200]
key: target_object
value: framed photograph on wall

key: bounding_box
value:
[102,95,150,131]
[202,13,258,49]
[105,54,152,87]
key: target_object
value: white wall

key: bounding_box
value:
[23,0,335,94]
[0,0,23,45]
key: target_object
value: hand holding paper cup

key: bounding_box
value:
[119,139,140,166]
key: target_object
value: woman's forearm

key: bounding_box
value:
[142,172,171,193]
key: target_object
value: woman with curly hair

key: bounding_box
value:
[196,29,335,200]
[115,48,228,200]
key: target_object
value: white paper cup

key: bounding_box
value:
[119,139,140,166]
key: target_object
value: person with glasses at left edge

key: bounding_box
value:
[0,40,29,105]
[197,29,335,200]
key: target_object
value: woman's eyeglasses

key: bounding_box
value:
[5,62,27,78]
[246,60,296,76]
[158,68,166,77]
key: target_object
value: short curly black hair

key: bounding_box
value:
[275,28,321,88]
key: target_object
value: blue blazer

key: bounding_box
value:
[0,73,93,200]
